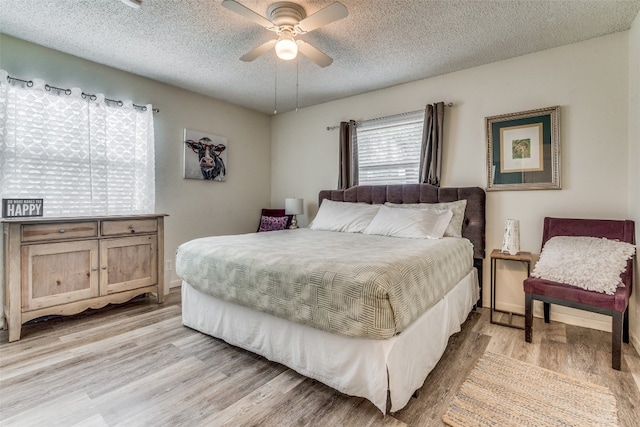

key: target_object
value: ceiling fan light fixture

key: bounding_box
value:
[223,0,347,66]
[119,0,142,9]
[275,34,298,60]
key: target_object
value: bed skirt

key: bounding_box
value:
[181,268,479,413]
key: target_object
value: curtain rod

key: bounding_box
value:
[5,74,159,113]
[325,102,453,131]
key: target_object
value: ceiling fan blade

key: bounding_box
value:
[222,0,275,29]
[296,40,333,67]
[240,39,277,62]
[297,1,348,33]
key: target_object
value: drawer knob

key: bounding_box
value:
[92,267,98,272]
[101,266,107,270]
[59,229,66,233]
[128,224,135,229]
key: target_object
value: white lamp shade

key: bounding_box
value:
[275,37,298,60]
[285,198,303,215]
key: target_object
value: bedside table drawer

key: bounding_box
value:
[22,221,98,242]
[101,218,158,236]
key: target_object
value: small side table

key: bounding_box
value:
[490,249,533,329]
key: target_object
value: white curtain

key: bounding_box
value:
[0,70,155,217]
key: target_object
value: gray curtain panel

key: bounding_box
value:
[419,102,445,186]
[338,120,358,189]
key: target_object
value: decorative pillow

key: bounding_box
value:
[364,205,453,239]
[309,200,380,233]
[531,236,636,295]
[258,215,289,232]
[384,199,467,238]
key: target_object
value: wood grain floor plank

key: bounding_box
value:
[120,367,233,426]
[94,356,211,425]
[205,369,319,426]
[624,350,640,391]
[327,396,403,427]
[303,392,383,426]
[1,340,186,418]
[537,337,570,373]
[58,305,181,344]
[1,391,98,427]
[69,414,110,427]
[204,369,306,426]
[257,379,387,427]
[0,348,77,382]
[1,288,638,426]
[607,369,640,427]
[509,330,541,364]
[539,317,568,343]
[0,300,179,366]
[66,317,182,357]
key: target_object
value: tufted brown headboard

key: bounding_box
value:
[319,184,486,304]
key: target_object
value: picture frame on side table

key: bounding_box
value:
[486,106,560,191]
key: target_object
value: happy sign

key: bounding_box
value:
[2,199,44,218]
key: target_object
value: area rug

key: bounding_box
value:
[442,352,618,427]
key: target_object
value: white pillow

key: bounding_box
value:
[364,205,453,239]
[384,199,467,238]
[309,200,380,233]
[531,236,636,295]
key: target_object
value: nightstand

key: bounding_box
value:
[490,249,533,329]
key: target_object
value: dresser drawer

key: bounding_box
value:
[22,221,98,242]
[101,218,157,236]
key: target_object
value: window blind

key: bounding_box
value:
[355,111,424,185]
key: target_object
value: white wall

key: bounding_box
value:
[271,32,632,333]
[0,34,272,294]
[628,13,640,353]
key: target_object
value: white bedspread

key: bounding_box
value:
[176,229,474,339]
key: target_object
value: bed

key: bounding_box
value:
[177,184,485,413]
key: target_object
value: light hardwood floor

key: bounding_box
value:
[1,288,639,426]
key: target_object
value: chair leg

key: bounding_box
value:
[476,262,483,308]
[612,311,623,371]
[525,293,533,343]
[623,306,629,344]
[543,302,550,323]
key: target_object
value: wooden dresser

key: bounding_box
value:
[2,214,166,341]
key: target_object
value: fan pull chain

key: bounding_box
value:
[295,56,299,113]
[273,58,278,115]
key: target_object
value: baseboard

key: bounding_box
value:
[169,278,182,288]
[491,301,524,316]
[495,300,611,332]
[630,331,640,356]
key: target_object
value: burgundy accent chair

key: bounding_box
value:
[524,217,635,370]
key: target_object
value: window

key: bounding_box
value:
[0,71,155,217]
[355,111,424,185]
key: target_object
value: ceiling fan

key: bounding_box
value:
[221,0,349,67]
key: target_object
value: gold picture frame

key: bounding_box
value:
[486,106,560,191]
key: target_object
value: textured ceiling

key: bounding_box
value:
[1,0,639,115]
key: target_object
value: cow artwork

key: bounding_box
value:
[183,130,227,181]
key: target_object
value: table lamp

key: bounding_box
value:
[285,198,303,229]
